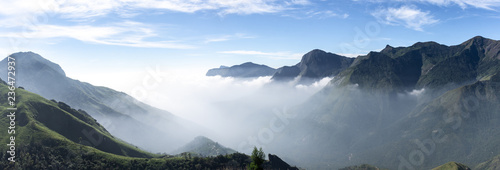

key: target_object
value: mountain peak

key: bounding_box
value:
[302,49,330,58]
[240,62,259,67]
[206,62,276,77]
[472,35,486,41]
[271,49,354,83]
[462,35,493,46]
[299,49,346,65]
[193,135,214,143]
[380,44,394,53]
[173,136,236,157]
[5,51,66,77]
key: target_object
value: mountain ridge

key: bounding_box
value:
[0,52,201,152]
[172,136,237,157]
[272,49,354,83]
[206,62,276,77]
[267,36,500,169]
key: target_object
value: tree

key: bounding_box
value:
[248,147,265,170]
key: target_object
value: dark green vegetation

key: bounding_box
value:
[249,147,265,170]
[272,49,355,83]
[266,36,500,169]
[0,79,298,169]
[475,154,500,170]
[0,52,200,152]
[172,136,236,157]
[206,62,277,77]
[432,162,471,170]
[336,36,500,92]
[339,164,386,170]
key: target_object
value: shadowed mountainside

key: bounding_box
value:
[0,52,202,152]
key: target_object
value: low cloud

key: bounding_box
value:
[409,88,426,96]
[125,68,331,150]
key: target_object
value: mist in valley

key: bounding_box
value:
[118,65,434,169]
[123,67,334,154]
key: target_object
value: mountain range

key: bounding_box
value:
[264,36,500,169]
[206,49,355,84]
[206,62,277,77]
[1,36,500,169]
[0,74,298,169]
[0,52,200,152]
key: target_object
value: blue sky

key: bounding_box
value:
[1,0,500,91]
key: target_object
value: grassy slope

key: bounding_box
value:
[0,80,259,169]
[475,154,500,170]
[0,82,155,157]
[432,162,471,170]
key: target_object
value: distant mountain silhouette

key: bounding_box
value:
[206,62,276,77]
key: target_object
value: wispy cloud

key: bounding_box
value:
[219,50,303,60]
[0,0,313,19]
[418,0,500,10]
[372,5,438,31]
[0,0,313,49]
[204,33,254,43]
[0,21,194,49]
[362,0,500,10]
[303,10,349,19]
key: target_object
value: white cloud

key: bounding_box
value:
[204,33,254,43]
[304,10,349,19]
[219,50,303,60]
[0,21,194,49]
[0,0,312,49]
[372,5,438,31]
[418,0,500,10]
[295,77,332,90]
[409,88,425,96]
[0,0,311,19]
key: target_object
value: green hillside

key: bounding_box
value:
[432,162,471,170]
[475,154,500,170]
[0,52,200,152]
[0,78,155,157]
[172,136,237,157]
[0,78,300,169]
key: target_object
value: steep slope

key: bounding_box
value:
[172,136,236,157]
[432,162,471,170]
[0,79,154,159]
[268,36,500,169]
[333,37,500,169]
[0,52,199,152]
[475,154,500,170]
[263,154,299,170]
[335,36,500,93]
[272,49,354,83]
[206,62,276,77]
[0,79,298,169]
